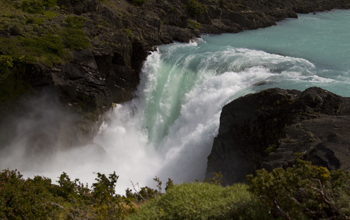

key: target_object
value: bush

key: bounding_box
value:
[185,0,205,17]
[187,19,201,29]
[127,182,268,220]
[63,28,91,50]
[247,160,350,220]
[0,169,61,219]
[64,16,85,28]
[21,0,57,13]
[0,169,140,219]
[0,55,13,83]
[19,33,66,66]
[62,16,91,50]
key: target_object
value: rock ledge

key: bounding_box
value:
[205,87,350,185]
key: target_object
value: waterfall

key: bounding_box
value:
[1,10,349,194]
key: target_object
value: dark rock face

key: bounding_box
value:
[206,87,350,185]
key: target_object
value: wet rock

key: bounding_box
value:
[206,87,350,185]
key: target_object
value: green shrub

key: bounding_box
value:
[63,28,91,50]
[43,11,57,19]
[21,0,44,13]
[265,144,277,153]
[187,19,201,29]
[247,160,350,219]
[185,0,205,17]
[20,33,65,65]
[64,16,85,28]
[21,0,57,13]
[0,169,137,219]
[127,182,268,220]
[0,169,61,219]
[0,55,13,83]
[26,17,45,25]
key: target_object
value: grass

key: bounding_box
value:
[0,0,92,101]
[0,6,91,67]
[127,182,269,220]
[188,19,202,29]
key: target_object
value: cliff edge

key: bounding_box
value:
[206,87,350,185]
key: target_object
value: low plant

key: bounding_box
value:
[21,0,57,14]
[0,55,13,83]
[247,160,350,219]
[63,28,91,50]
[127,182,268,220]
[187,19,202,29]
[0,169,138,219]
[185,0,206,17]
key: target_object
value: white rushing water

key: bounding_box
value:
[1,10,350,193]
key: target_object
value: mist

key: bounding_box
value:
[0,40,282,194]
[0,88,164,193]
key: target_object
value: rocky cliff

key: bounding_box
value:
[206,87,350,185]
[1,0,350,152]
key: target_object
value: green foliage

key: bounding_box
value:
[187,19,202,29]
[125,29,134,39]
[0,54,33,101]
[127,182,268,220]
[0,0,91,73]
[0,169,137,219]
[43,11,57,19]
[165,178,174,192]
[0,169,61,219]
[92,172,118,201]
[26,17,45,25]
[64,16,85,28]
[63,28,91,50]
[185,0,206,17]
[265,144,277,153]
[90,172,136,219]
[19,33,66,66]
[21,33,64,56]
[0,55,13,83]
[61,16,90,50]
[247,160,350,219]
[21,0,57,13]
[126,177,163,205]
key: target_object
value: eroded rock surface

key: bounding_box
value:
[206,87,350,185]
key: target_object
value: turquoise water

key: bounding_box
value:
[3,10,349,193]
[203,10,350,95]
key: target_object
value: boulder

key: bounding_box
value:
[205,87,350,185]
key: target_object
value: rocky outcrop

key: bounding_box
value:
[206,87,350,185]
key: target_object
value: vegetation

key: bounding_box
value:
[248,160,350,220]
[0,169,137,219]
[1,161,350,219]
[185,0,206,17]
[0,55,13,83]
[0,0,91,101]
[127,182,267,220]
[187,19,202,29]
